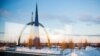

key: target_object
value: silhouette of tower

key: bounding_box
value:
[33,4,41,49]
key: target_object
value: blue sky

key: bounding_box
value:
[0,0,100,42]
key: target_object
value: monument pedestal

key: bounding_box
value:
[33,37,41,49]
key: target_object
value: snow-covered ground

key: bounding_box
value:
[16,47,61,54]
[1,46,100,56]
[65,46,100,56]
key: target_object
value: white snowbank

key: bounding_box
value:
[16,47,61,54]
[9,46,100,56]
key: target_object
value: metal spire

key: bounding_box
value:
[34,3,39,26]
[31,12,33,23]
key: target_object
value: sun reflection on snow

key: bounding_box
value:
[71,52,77,56]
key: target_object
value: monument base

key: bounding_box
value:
[33,37,41,49]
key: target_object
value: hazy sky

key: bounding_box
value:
[0,0,100,43]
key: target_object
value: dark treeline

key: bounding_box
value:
[0,40,100,48]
